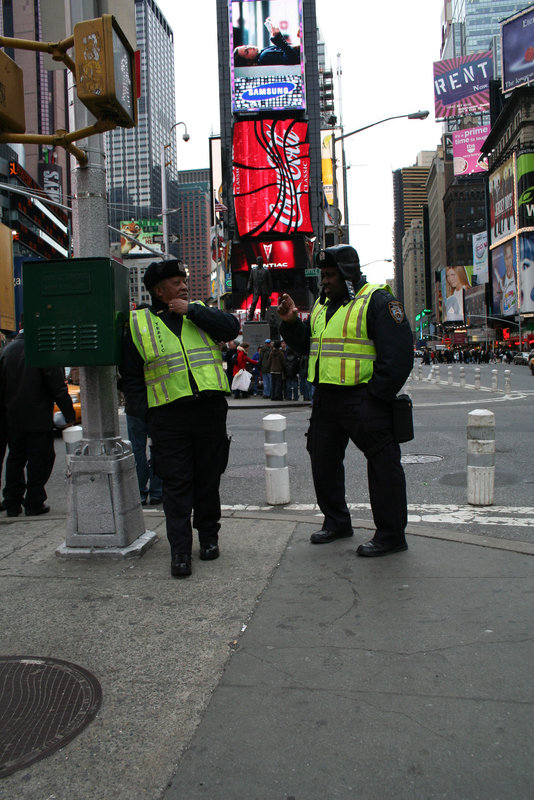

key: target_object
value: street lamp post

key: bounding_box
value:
[161,121,189,258]
[330,111,429,245]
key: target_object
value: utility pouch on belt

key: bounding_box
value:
[392,394,414,443]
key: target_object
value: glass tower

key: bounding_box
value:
[444,0,534,70]
[105,0,179,253]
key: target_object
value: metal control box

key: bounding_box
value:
[23,257,129,367]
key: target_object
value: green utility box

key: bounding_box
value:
[23,257,129,367]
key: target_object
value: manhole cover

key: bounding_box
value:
[0,656,102,778]
[401,454,444,464]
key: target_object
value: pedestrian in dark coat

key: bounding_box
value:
[0,331,75,516]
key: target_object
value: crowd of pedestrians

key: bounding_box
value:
[420,347,516,365]
[223,337,314,401]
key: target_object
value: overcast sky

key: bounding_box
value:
[157,0,445,284]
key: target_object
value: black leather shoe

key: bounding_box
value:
[171,554,192,578]
[25,504,50,517]
[149,497,162,506]
[310,528,353,544]
[0,501,5,511]
[199,543,220,561]
[356,540,408,557]
[6,506,22,517]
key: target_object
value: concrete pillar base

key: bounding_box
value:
[56,529,158,559]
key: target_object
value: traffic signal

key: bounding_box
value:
[0,50,25,133]
[74,14,138,128]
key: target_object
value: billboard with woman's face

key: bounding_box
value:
[441,265,473,323]
[492,239,517,317]
[229,0,305,113]
[519,232,534,314]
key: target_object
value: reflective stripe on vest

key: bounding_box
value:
[129,305,229,406]
[308,284,392,386]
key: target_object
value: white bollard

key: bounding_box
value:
[62,425,84,465]
[467,409,495,506]
[460,366,465,388]
[504,369,511,394]
[448,366,453,385]
[262,414,290,505]
[474,367,481,390]
[434,364,440,384]
[491,369,498,392]
[417,363,422,381]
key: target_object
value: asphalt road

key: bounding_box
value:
[16,360,534,542]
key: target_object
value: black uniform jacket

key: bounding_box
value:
[0,333,75,431]
[121,298,240,420]
[279,278,413,402]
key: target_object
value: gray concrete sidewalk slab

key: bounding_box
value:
[0,514,295,800]
[164,526,534,800]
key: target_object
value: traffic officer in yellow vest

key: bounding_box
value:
[277,245,413,556]
[121,260,239,578]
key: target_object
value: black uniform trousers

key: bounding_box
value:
[306,385,407,546]
[3,428,55,511]
[148,394,230,557]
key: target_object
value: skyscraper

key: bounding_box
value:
[105,0,179,256]
[392,153,434,303]
[442,0,534,67]
[175,170,212,302]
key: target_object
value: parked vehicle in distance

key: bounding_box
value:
[513,351,529,365]
[53,384,82,428]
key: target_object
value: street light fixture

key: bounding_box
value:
[330,110,430,245]
[361,258,393,267]
[161,121,189,258]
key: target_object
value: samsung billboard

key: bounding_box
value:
[229,0,305,113]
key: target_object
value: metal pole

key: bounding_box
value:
[161,144,169,257]
[331,128,340,245]
[60,0,152,556]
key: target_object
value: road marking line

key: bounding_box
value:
[221,503,533,528]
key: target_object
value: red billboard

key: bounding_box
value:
[233,118,312,236]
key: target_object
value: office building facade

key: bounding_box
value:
[105,0,179,257]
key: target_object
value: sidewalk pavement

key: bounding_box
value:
[1,507,533,800]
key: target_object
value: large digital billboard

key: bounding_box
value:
[502,5,534,93]
[233,118,312,236]
[516,150,534,230]
[433,52,493,120]
[229,0,305,113]
[488,156,516,246]
[492,239,517,317]
[519,232,534,313]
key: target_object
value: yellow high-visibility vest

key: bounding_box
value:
[308,283,392,386]
[129,305,229,407]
